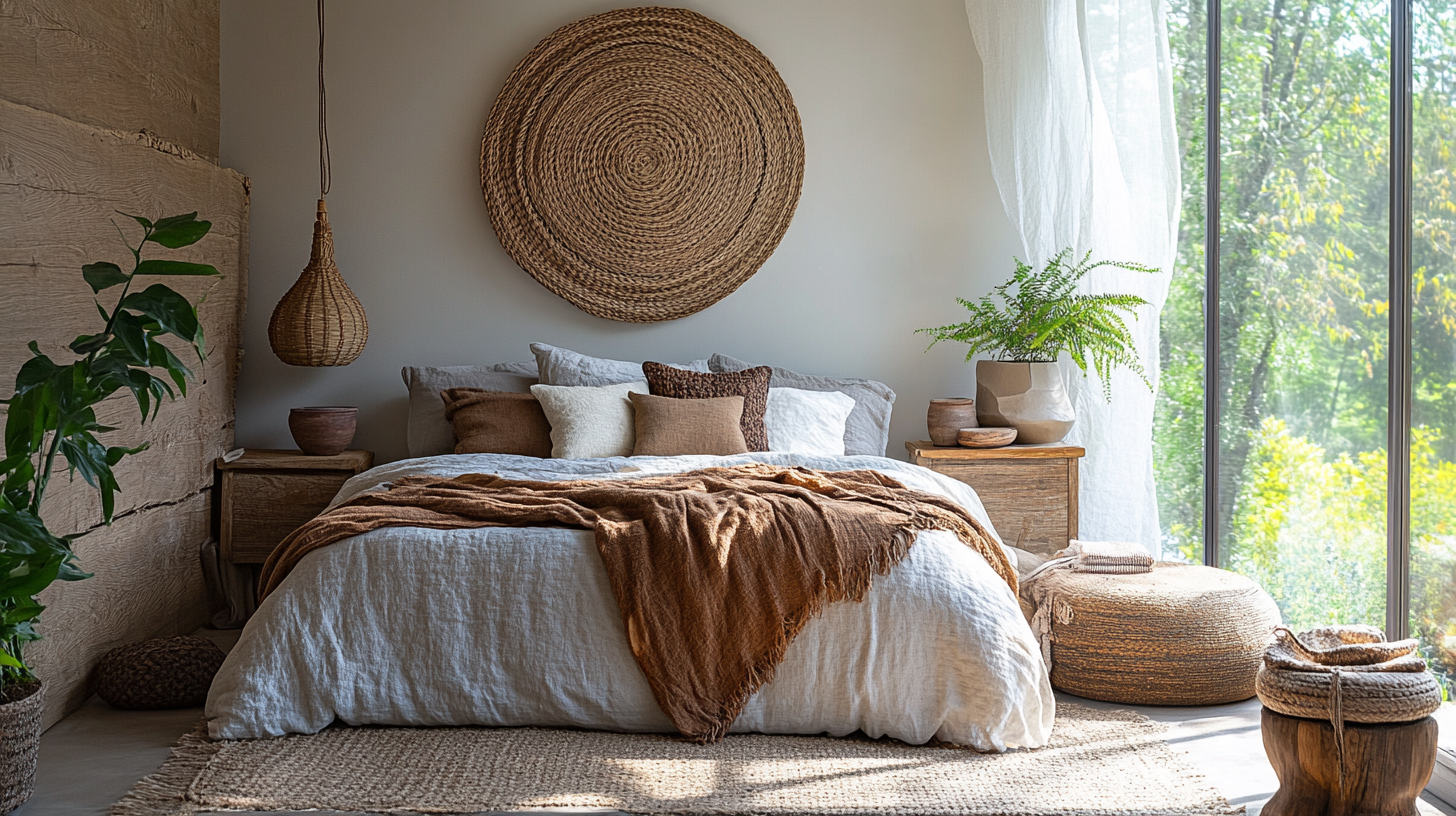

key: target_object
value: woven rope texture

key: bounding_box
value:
[1256,625,1443,724]
[481,7,804,323]
[95,636,227,711]
[0,681,43,812]
[1028,563,1282,705]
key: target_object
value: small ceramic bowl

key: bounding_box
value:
[288,407,358,456]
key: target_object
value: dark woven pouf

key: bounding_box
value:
[95,635,226,710]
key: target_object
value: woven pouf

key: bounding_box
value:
[1027,563,1282,705]
[95,635,226,710]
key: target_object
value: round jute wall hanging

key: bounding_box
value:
[481,7,805,323]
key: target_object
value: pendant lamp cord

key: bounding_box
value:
[317,0,331,198]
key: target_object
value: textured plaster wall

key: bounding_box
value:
[221,0,1017,462]
[0,0,247,728]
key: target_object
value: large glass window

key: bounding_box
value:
[1412,0,1456,722]
[1156,0,1454,723]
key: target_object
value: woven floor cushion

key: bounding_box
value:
[1028,563,1282,705]
[95,635,226,710]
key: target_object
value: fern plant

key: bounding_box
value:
[919,248,1160,400]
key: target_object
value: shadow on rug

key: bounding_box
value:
[111,703,1241,816]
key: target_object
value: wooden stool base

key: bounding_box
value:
[1261,707,1438,816]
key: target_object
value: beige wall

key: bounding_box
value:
[0,0,247,728]
[221,0,1018,461]
[0,0,221,160]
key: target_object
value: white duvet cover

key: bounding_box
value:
[206,453,1055,751]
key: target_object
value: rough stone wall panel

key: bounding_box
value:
[0,98,246,729]
[0,0,220,159]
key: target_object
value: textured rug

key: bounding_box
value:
[112,704,1240,816]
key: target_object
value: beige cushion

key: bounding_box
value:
[643,362,772,451]
[441,388,553,458]
[709,354,895,456]
[629,393,748,457]
[530,381,648,459]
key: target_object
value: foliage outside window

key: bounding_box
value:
[1155,0,1456,700]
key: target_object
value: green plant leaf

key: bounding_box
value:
[117,212,153,230]
[121,284,199,342]
[133,259,219,277]
[68,333,110,356]
[110,312,150,365]
[82,262,128,293]
[145,216,211,249]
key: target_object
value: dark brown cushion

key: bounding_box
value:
[642,362,772,451]
[629,392,748,456]
[442,388,553,457]
[95,635,226,710]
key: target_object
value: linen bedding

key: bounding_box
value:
[205,452,1055,751]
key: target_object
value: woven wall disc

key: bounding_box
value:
[481,7,805,323]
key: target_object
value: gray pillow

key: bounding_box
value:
[530,342,709,386]
[402,363,539,458]
[708,354,895,457]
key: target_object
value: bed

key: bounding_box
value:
[206,450,1054,751]
[206,347,1054,751]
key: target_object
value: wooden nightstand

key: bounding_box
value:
[216,449,374,564]
[905,441,1084,556]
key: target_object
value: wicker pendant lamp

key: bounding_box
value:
[268,0,367,367]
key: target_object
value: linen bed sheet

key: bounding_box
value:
[206,452,1055,751]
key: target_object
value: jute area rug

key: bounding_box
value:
[113,703,1240,816]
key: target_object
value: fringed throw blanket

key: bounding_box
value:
[259,463,1012,742]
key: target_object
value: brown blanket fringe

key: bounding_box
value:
[258,464,1012,742]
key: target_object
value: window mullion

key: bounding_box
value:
[1203,0,1222,569]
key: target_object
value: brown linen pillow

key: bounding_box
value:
[629,392,748,456]
[441,388,553,457]
[642,362,772,451]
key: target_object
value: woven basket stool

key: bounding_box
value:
[95,635,226,710]
[1025,562,1281,705]
[1257,626,1441,816]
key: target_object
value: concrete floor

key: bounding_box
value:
[12,654,1456,815]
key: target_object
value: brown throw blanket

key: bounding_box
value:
[259,463,1013,742]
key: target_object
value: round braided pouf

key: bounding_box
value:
[481,7,804,323]
[95,635,226,710]
[1027,563,1282,705]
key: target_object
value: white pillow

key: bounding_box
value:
[530,381,648,459]
[765,387,857,456]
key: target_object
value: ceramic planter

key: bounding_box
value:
[975,360,1075,444]
[0,681,44,814]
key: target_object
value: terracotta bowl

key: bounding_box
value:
[957,427,1017,448]
[288,407,357,456]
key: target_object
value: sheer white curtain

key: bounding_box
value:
[964,0,1181,551]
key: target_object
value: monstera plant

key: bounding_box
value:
[0,212,217,708]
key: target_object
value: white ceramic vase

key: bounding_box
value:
[975,360,1075,444]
